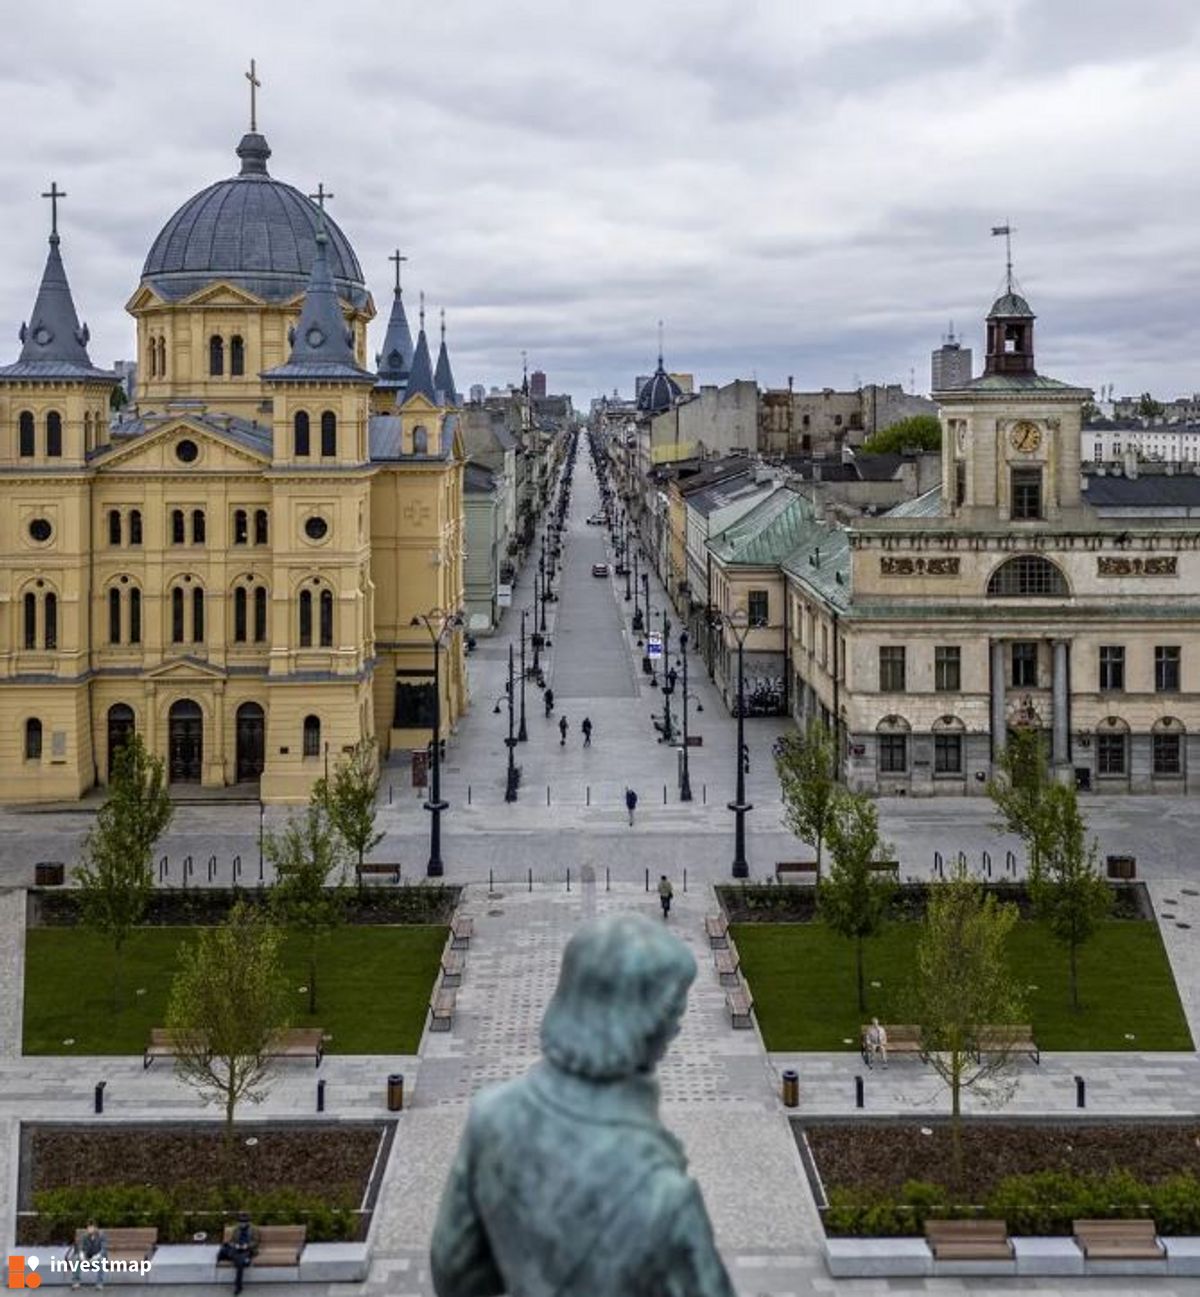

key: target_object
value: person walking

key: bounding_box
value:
[658,875,674,920]
[625,786,638,826]
[544,687,555,717]
[559,715,569,746]
[581,717,593,747]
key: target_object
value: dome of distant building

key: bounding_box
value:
[141,132,368,308]
[636,357,682,415]
[987,290,1034,319]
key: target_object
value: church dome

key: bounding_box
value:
[636,358,682,415]
[141,133,369,309]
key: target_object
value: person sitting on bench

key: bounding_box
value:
[865,1018,888,1069]
[218,1211,260,1295]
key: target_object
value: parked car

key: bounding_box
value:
[586,513,607,525]
[591,563,610,577]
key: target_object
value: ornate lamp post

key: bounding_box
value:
[504,643,519,801]
[631,547,642,623]
[660,610,674,742]
[410,607,463,877]
[539,553,548,631]
[518,609,529,742]
[725,609,754,878]
[678,630,695,801]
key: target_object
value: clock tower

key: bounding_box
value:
[938,285,1091,526]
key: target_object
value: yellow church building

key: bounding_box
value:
[0,120,467,803]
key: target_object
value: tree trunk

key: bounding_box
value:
[950,1064,963,1195]
[855,936,865,1012]
[815,835,823,886]
[113,936,124,1014]
[222,1084,237,1190]
[1069,941,1080,1013]
[308,948,317,1015]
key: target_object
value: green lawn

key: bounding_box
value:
[734,920,1194,1053]
[24,925,446,1055]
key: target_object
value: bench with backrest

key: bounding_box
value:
[77,1226,157,1267]
[441,948,465,988]
[705,912,729,948]
[925,1219,1013,1261]
[714,941,740,987]
[143,1027,207,1069]
[973,1024,1039,1064]
[1073,1219,1165,1260]
[356,862,400,884]
[451,915,474,949]
[726,980,755,1028]
[429,985,457,1031]
[220,1223,307,1268]
[775,861,818,883]
[860,1023,925,1065]
[267,1027,324,1068]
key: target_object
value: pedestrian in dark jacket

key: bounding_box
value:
[658,875,674,919]
[559,715,569,746]
[625,787,638,826]
[218,1212,261,1295]
[582,717,593,746]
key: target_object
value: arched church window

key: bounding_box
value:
[129,588,141,644]
[233,510,248,545]
[254,586,267,642]
[209,335,224,376]
[319,589,334,647]
[44,592,57,649]
[192,509,206,545]
[320,411,337,458]
[294,411,310,457]
[254,509,269,545]
[109,588,121,644]
[230,335,245,377]
[303,714,321,758]
[413,425,429,454]
[299,589,313,646]
[987,555,1068,598]
[234,586,248,643]
[23,592,36,649]
[130,510,143,546]
[46,411,62,457]
[108,510,122,546]
[18,411,34,458]
[171,510,185,545]
[192,586,205,643]
[171,587,185,643]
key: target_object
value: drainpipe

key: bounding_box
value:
[832,608,842,780]
[782,581,791,715]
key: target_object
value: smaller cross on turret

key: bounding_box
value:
[440,308,446,343]
[41,181,66,240]
[308,183,334,236]
[389,248,407,292]
[245,59,262,132]
[419,290,426,330]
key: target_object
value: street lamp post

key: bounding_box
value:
[518,610,529,742]
[631,547,641,623]
[504,642,519,801]
[660,609,673,742]
[726,609,753,878]
[679,630,694,801]
[411,607,463,877]
[539,555,548,631]
[624,516,633,602]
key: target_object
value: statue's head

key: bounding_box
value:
[540,913,696,1081]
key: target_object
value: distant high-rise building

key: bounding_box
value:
[530,369,547,398]
[931,325,972,393]
[469,383,485,404]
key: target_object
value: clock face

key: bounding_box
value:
[1010,421,1042,453]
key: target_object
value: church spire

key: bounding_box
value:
[375,250,414,385]
[7,182,105,377]
[434,308,459,406]
[404,312,437,404]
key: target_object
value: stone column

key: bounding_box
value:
[1052,639,1070,770]
[990,640,1007,760]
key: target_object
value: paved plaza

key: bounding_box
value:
[2,453,1200,1293]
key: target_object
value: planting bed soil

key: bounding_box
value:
[802,1118,1200,1197]
[18,1121,392,1245]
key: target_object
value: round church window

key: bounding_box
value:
[304,516,329,541]
[305,327,326,349]
[28,518,52,543]
[176,439,199,464]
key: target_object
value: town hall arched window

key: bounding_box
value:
[234,586,248,642]
[192,586,205,643]
[987,555,1069,598]
[171,509,185,545]
[303,714,321,758]
[233,509,248,545]
[171,587,185,643]
[230,335,245,377]
[320,411,337,458]
[192,509,206,545]
[24,718,42,761]
[108,509,122,546]
[46,411,62,458]
[319,588,334,647]
[299,589,313,646]
[109,588,121,644]
[254,509,269,545]
[254,585,267,642]
[209,335,224,376]
[129,588,141,644]
[44,592,57,649]
[23,593,36,649]
[130,510,143,546]
[294,411,310,457]
[18,411,34,458]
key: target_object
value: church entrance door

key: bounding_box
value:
[169,699,203,784]
[236,702,265,782]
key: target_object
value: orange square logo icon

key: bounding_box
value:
[6,1255,42,1288]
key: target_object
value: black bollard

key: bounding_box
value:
[566,868,571,892]
[1075,1075,1086,1109]
[94,1081,106,1114]
[855,1075,864,1109]
[317,1078,326,1113]
[645,868,649,892]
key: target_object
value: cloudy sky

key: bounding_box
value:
[2,0,1199,404]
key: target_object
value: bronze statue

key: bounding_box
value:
[431,913,735,1296]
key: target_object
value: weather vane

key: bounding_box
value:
[991,221,1016,293]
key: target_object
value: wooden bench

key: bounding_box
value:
[143,1027,207,1069]
[705,912,729,948]
[451,915,474,949]
[860,1023,925,1065]
[267,1027,324,1068]
[1073,1219,1165,1260]
[726,981,755,1028]
[76,1226,157,1267]
[441,948,465,988]
[714,942,741,987]
[220,1223,307,1268]
[974,1024,1039,1064]
[775,860,818,883]
[925,1219,1013,1261]
[429,986,457,1031]
[356,862,400,884]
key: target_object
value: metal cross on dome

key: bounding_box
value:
[42,181,66,238]
[245,58,261,132]
[389,248,408,292]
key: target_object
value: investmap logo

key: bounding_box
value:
[6,1255,41,1288]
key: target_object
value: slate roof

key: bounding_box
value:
[464,462,496,493]
[404,328,437,404]
[368,412,456,462]
[708,487,813,565]
[636,357,682,414]
[104,410,273,460]
[988,291,1035,319]
[884,486,944,518]
[1084,474,1200,508]
[434,332,459,407]
[0,234,113,383]
[950,372,1086,394]
[782,522,852,611]
[141,132,369,309]
[375,287,414,389]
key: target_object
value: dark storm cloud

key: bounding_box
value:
[0,0,1198,404]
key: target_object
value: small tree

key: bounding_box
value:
[988,728,1056,875]
[911,866,1025,1187]
[167,901,289,1157]
[819,793,895,1012]
[862,414,942,454]
[315,739,384,878]
[1030,784,1112,1012]
[75,735,173,1009]
[1137,392,1164,419]
[776,719,839,882]
[266,802,348,1015]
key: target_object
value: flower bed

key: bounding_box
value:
[17,1121,393,1246]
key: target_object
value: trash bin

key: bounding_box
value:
[387,1073,405,1112]
[34,861,65,886]
[781,1069,799,1109]
[1106,855,1136,880]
